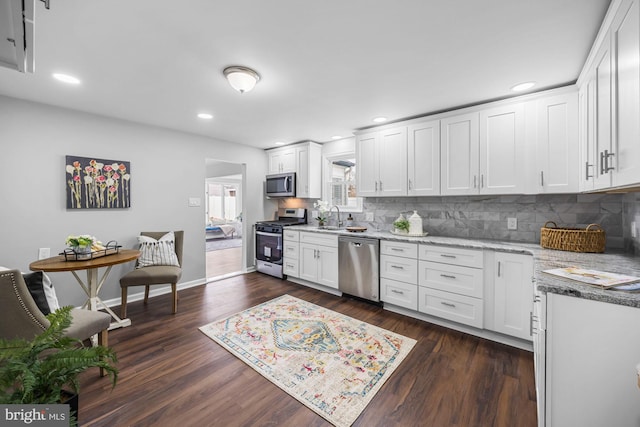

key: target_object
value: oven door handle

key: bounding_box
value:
[256,231,281,237]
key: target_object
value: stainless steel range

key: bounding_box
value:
[255,208,307,278]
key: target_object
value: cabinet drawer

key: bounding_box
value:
[283,258,299,277]
[300,232,338,248]
[380,254,418,284]
[381,240,418,258]
[283,230,299,241]
[380,278,418,310]
[419,245,483,268]
[283,241,299,260]
[418,287,483,328]
[418,261,483,298]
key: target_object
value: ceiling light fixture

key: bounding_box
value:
[52,73,81,84]
[197,113,213,119]
[372,116,387,123]
[511,81,535,92]
[223,66,260,94]
[274,141,285,146]
[331,135,342,140]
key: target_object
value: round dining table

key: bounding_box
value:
[29,249,140,330]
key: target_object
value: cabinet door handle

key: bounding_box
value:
[473,175,477,188]
[391,265,405,270]
[440,254,456,259]
[375,181,378,191]
[391,289,405,295]
[379,181,383,191]
[600,151,606,175]
[440,274,456,279]
[529,312,534,336]
[408,179,412,190]
[441,301,456,308]
[540,171,544,187]
[604,150,615,172]
[497,261,501,277]
[481,174,484,188]
[585,162,594,179]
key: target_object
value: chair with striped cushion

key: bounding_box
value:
[119,231,183,318]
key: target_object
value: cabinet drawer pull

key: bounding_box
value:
[391,289,405,295]
[440,254,456,258]
[440,274,456,279]
[391,247,404,252]
[440,301,456,308]
[391,265,404,269]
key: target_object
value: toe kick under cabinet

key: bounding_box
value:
[418,246,484,328]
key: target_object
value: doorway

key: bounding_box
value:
[205,159,244,281]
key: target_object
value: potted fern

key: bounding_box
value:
[0,306,118,424]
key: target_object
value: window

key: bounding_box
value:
[323,153,363,212]
[207,183,238,221]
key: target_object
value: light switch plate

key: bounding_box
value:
[507,217,517,230]
[38,248,50,260]
[188,197,201,207]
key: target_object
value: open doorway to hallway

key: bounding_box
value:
[205,159,244,281]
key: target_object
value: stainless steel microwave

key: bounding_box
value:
[265,172,296,197]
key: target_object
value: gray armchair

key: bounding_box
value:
[0,269,111,376]
[119,231,183,318]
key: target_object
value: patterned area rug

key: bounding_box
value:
[199,295,416,427]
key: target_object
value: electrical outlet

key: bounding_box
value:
[38,248,50,260]
[632,221,637,238]
[188,197,201,207]
[365,212,374,222]
[507,217,517,230]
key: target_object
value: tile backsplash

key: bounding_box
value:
[283,193,640,253]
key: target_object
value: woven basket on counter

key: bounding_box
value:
[540,221,606,253]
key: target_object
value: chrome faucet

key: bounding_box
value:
[329,205,342,228]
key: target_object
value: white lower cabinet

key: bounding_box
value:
[283,230,299,277]
[491,252,534,341]
[298,232,339,289]
[418,245,484,328]
[379,241,418,310]
[544,293,640,427]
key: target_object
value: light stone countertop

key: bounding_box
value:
[287,225,640,309]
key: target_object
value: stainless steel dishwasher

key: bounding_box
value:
[338,235,380,302]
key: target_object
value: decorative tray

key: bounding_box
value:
[390,229,429,237]
[60,241,121,261]
[346,226,367,232]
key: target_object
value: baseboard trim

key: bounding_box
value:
[96,278,207,309]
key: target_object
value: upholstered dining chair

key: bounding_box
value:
[119,231,183,318]
[0,269,111,376]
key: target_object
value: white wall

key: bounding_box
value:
[0,95,273,307]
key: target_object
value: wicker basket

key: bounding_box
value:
[540,221,606,253]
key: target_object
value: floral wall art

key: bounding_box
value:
[65,155,131,209]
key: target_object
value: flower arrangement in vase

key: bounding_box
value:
[65,235,105,257]
[314,200,330,227]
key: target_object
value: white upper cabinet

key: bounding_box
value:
[408,120,440,196]
[356,127,407,197]
[480,103,527,194]
[268,147,296,174]
[579,0,640,191]
[611,0,640,187]
[535,92,579,193]
[266,142,321,198]
[441,112,479,195]
[441,104,526,196]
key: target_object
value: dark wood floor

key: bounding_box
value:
[78,273,537,427]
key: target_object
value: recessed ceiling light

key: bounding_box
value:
[372,116,387,123]
[197,113,213,119]
[331,135,342,140]
[274,141,285,146]
[52,73,81,84]
[511,82,535,92]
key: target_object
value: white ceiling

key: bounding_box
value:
[0,0,611,149]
